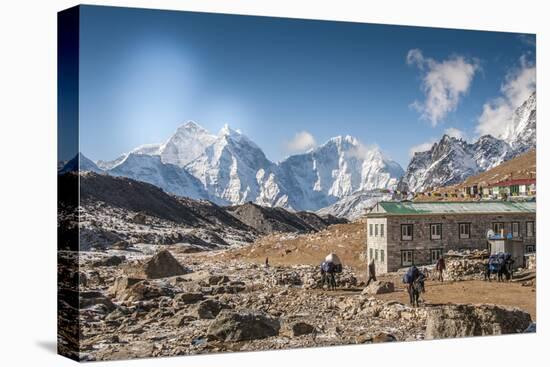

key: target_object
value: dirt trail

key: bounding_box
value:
[380,279,536,320]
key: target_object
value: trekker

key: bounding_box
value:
[320,261,336,290]
[435,256,445,282]
[265,257,269,267]
[366,258,377,286]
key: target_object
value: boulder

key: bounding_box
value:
[284,321,315,337]
[92,255,125,267]
[211,281,247,295]
[191,299,227,319]
[79,291,116,312]
[119,280,174,302]
[362,281,395,295]
[131,212,147,225]
[109,276,142,298]
[111,240,130,250]
[143,250,187,279]
[372,332,397,343]
[207,310,280,342]
[171,310,197,327]
[208,275,230,286]
[173,292,204,305]
[425,304,532,339]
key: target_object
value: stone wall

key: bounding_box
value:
[367,213,536,273]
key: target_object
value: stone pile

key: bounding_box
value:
[264,264,357,289]
[526,253,536,270]
[444,249,489,281]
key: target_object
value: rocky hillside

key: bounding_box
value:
[62,172,341,250]
[399,92,536,193]
[225,202,346,235]
[223,222,367,272]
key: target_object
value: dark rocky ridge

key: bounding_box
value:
[60,172,343,250]
[226,202,346,235]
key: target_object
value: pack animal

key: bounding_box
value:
[403,266,425,307]
[485,253,512,282]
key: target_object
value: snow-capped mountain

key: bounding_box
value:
[279,136,403,211]
[108,153,208,201]
[398,92,536,193]
[75,121,404,214]
[185,125,289,207]
[161,121,217,167]
[96,121,215,170]
[316,189,393,220]
[59,152,103,174]
[502,92,536,155]
[96,144,162,170]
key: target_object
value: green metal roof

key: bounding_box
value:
[370,201,535,215]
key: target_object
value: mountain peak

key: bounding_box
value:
[219,123,242,137]
[176,120,208,134]
[439,134,455,144]
[328,135,358,146]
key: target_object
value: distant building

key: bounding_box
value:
[365,201,536,273]
[486,178,536,200]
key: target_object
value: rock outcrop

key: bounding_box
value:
[207,310,281,342]
[425,304,532,339]
[362,281,395,295]
[142,250,187,279]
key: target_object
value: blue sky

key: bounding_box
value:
[77,5,536,167]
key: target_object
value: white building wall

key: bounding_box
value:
[366,217,388,274]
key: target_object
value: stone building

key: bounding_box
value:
[365,201,536,273]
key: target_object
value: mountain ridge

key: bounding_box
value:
[398,92,536,193]
[68,123,404,213]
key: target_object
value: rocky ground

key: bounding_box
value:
[58,245,535,362]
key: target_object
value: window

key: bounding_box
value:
[431,248,443,263]
[430,224,442,240]
[493,222,504,235]
[369,224,373,237]
[459,223,471,239]
[526,222,535,237]
[375,249,379,261]
[401,224,413,241]
[380,249,385,263]
[375,224,379,236]
[525,245,536,253]
[369,248,373,260]
[512,222,520,238]
[401,250,413,266]
[380,224,385,237]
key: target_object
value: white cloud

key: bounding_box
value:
[407,49,480,126]
[409,139,436,157]
[284,131,317,153]
[476,56,536,138]
[444,127,467,141]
